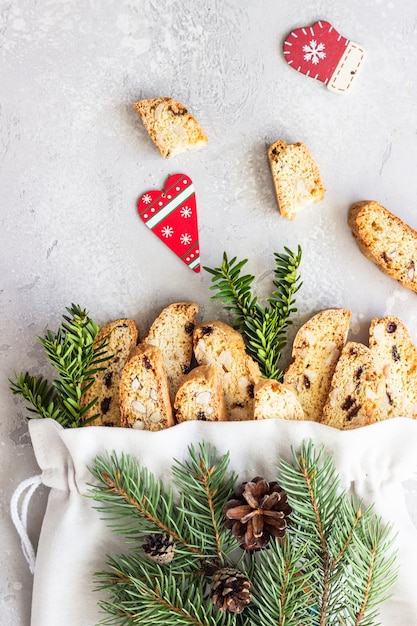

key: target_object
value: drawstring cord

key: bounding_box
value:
[10,474,43,574]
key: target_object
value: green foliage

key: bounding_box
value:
[9,304,109,428]
[204,247,302,380]
[89,440,397,626]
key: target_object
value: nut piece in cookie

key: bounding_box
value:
[144,302,199,403]
[82,319,139,427]
[133,97,208,158]
[268,140,325,220]
[174,364,227,423]
[120,343,174,431]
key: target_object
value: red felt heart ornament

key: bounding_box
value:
[138,173,200,273]
[283,20,366,94]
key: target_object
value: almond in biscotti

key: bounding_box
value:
[321,341,387,429]
[133,97,208,158]
[193,321,261,421]
[369,315,417,419]
[283,309,351,422]
[174,364,227,423]
[119,343,174,431]
[81,319,139,427]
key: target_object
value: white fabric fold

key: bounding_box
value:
[27,417,417,626]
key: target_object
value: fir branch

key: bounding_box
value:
[249,536,316,626]
[204,247,302,380]
[172,443,239,565]
[9,304,109,428]
[278,440,398,625]
[89,441,398,626]
[89,452,204,565]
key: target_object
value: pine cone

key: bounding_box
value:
[224,476,291,549]
[142,532,175,564]
[210,567,252,613]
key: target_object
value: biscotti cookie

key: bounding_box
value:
[253,379,304,421]
[369,315,417,419]
[321,341,387,429]
[283,309,351,422]
[133,97,208,158]
[348,201,417,293]
[82,319,139,426]
[120,343,174,431]
[193,321,261,421]
[144,302,198,403]
[268,140,325,220]
[174,364,227,423]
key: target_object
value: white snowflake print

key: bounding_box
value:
[180,205,193,218]
[142,194,152,205]
[303,40,326,65]
[161,225,174,238]
[180,233,192,245]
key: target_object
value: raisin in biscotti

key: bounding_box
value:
[321,342,387,429]
[119,343,174,431]
[193,321,261,421]
[268,140,325,220]
[369,315,417,419]
[348,201,417,293]
[283,309,351,422]
[253,380,304,421]
[174,364,227,423]
[133,97,208,158]
[143,302,198,403]
[82,319,139,426]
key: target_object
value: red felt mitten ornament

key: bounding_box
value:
[138,173,200,273]
[283,20,366,94]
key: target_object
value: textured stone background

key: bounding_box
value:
[1,0,417,623]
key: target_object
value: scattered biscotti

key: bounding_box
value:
[268,140,325,220]
[143,302,199,404]
[348,200,417,293]
[253,379,304,420]
[174,364,227,423]
[369,315,417,419]
[193,321,262,421]
[82,319,139,426]
[133,97,208,158]
[321,341,387,429]
[120,343,174,431]
[283,309,351,422]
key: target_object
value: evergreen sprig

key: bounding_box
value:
[204,247,302,380]
[89,440,397,626]
[9,304,109,428]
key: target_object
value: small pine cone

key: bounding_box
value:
[224,476,291,550]
[142,532,175,564]
[210,567,252,614]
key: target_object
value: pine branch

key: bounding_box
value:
[249,536,316,626]
[89,452,204,566]
[204,248,302,380]
[89,441,398,626]
[172,443,239,565]
[9,304,110,427]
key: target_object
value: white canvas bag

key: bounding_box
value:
[19,417,417,625]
